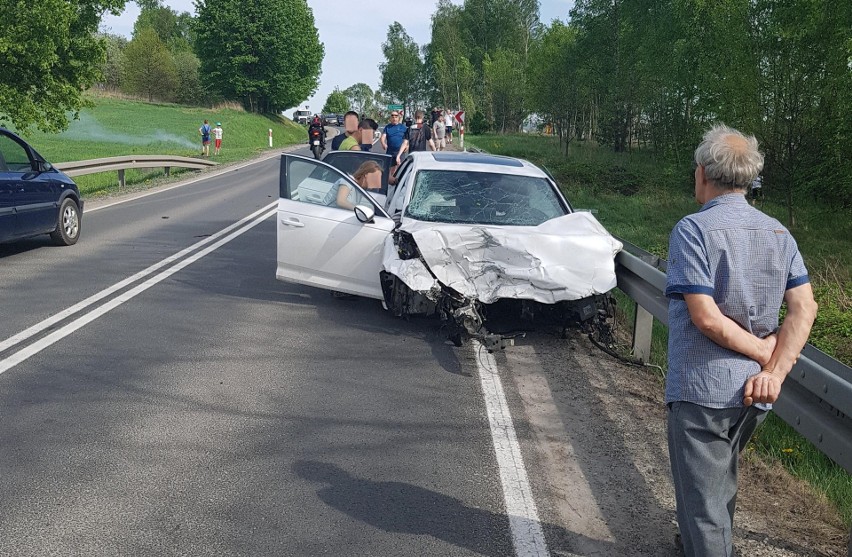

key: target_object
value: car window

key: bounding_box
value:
[284,157,378,212]
[323,152,391,195]
[0,134,31,172]
[386,158,414,209]
[404,170,568,226]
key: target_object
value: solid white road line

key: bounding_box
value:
[0,202,277,356]
[474,341,550,557]
[0,206,276,376]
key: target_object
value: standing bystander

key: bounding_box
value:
[359,119,378,151]
[396,110,436,165]
[749,174,763,205]
[665,124,818,557]
[381,111,407,165]
[199,119,211,157]
[212,122,223,155]
[444,110,454,144]
[331,111,359,150]
[432,112,446,151]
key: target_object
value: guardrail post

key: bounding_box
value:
[117,169,125,188]
[164,166,170,177]
[632,304,654,363]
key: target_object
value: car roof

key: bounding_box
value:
[407,151,548,178]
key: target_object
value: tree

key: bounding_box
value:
[343,83,374,116]
[482,49,526,133]
[98,33,128,91]
[133,0,193,52]
[173,51,206,105]
[322,89,350,114]
[427,1,476,113]
[379,23,423,115]
[426,0,539,131]
[527,22,583,152]
[0,0,128,133]
[194,0,323,113]
[122,28,178,102]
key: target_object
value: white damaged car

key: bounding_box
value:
[276,151,623,348]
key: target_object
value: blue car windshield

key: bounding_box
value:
[404,170,567,226]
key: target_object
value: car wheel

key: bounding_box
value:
[50,198,81,246]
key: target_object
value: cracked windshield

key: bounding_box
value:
[404,170,567,226]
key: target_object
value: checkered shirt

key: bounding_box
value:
[665,193,809,408]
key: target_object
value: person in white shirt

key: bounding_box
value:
[444,111,454,144]
[212,122,223,155]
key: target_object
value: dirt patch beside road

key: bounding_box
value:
[506,330,848,556]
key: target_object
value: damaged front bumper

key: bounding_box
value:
[381,225,618,350]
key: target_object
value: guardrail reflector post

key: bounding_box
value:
[118,169,125,188]
[269,129,273,148]
[632,304,654,363]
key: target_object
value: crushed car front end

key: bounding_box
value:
[381,213,622,349]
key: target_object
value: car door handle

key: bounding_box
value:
[280,218,305,228]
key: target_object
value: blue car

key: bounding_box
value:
[0,128,83,246]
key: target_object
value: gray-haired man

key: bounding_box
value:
[665,124,817,556]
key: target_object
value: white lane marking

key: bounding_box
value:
[474,341,549,557]
[0,202,276,356]
[0,206,276,376]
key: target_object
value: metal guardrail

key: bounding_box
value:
[54,155,216,187]
[616,238,852,475]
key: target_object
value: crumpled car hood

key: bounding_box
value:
[384,212,623,305]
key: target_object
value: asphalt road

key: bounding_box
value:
[0,141,686,557]
[0,143,522,557]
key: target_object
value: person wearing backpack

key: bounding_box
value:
[199,120,212,157]
[396,110,435,165]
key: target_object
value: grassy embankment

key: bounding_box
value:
[467,133,852,525]
[19,93,307,197]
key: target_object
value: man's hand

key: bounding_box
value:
[743,370,784,406]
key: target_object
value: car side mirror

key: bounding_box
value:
[36,160,53,172]
[354,205,375,223]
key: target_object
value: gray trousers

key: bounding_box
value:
[667,401,767,557]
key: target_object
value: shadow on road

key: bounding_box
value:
[294,459,619,557]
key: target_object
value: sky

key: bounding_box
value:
[100,1,575,113]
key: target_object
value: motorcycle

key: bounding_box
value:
[309,128,324,160]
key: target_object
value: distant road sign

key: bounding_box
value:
[455,111,465,124]
[387,104,403,111]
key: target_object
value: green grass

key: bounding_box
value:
[468,132,852,526]
[15,93,306,196]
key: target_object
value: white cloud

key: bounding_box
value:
[100,0,574,113]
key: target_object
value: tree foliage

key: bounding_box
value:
[416,0,852,214]
[172,50,206,106]
[379,23,424,115]
[122,28,177,102]
[0,0,127,132]
[133,0,193,52]
[98,33,128,91]
[343,83,374,117]
[422,0,539,132]
[427,0,475,113]
[194,0,323,113]
[322,89,350,114]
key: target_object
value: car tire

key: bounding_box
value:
[50,198,81,246]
